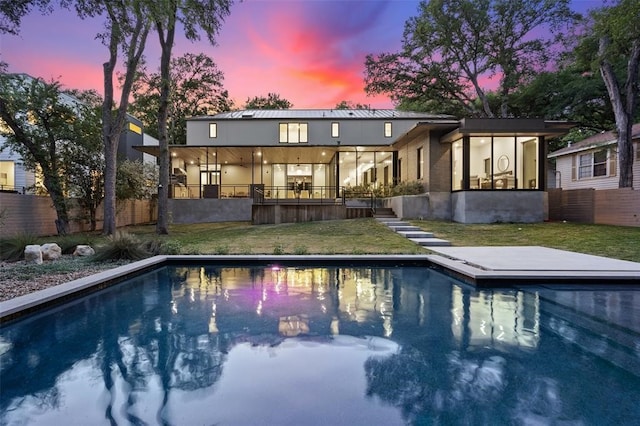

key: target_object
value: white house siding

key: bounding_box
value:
[554,142,639,190]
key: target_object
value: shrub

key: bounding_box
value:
[144,238,182,255]
[293,245,308,255]
[92,232,150,261]
[0,233,39,261]
[214,244,230,255]
[390,181,424,196]
[273,243,285,255]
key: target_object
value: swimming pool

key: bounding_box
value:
[1,264,640,425]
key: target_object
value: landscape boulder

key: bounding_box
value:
[41,243,62,260]
[24,245,43,264]
[73,245,95,257]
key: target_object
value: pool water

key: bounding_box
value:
[1,265,640,425]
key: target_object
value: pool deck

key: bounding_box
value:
[2,250,640,322]
[425,246,640,287]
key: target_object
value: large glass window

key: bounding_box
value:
[451,140,463,190]
[470,137,492,189]
[279,123,308,143]
[453,135,540,190]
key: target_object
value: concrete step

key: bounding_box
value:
[397,231,434,239]
[389,225,422,232]
[384,221,410,227]
[410,238,452,247]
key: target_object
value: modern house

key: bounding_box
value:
[548,123,640,190]
[136,110,573,224]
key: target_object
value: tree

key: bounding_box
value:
[0,0,152,235]
[364,0,578,117]
[244,92,292,109]
[0,71,102,235]
[334,100,370,110]
[147,0,231,235]
[116,159,158,200]
[63,89,104,231]
[129,52,232,144]
[577,0,640,188]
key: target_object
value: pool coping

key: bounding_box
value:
[0,255,432,323]
[2,251,640,323]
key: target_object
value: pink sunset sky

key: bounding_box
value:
[0,0,603,109]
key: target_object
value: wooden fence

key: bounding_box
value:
[548,188,640,227]
[0,193,156,237]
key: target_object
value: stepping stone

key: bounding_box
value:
[410,238,451,247]
[397,231,434,239]
[389,225,422,232]
[383,221,409,226]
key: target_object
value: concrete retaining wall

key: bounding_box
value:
[168,198,253,224]
[252,204,370,224]
[451,191,546,223]
[382,193,451,220]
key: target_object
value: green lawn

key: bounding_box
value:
[125,218,640,262]
[410,220,640,262]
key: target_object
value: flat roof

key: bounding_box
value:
[188,109,456,121]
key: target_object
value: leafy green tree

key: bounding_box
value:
[0,71,102,235]
[129,52,232,145]
[147,0,232,235]
[576,0,640,188]
[116,159,158,200]
[334,100,370,110]
[1,0,152,234]
[63,89,105,231]
[244,93,292,109]
[364,0,578,117]
[4,1,153,234]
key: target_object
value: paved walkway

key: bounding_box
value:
[376,214,640,286]
[426,246,640,286]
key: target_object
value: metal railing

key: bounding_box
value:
[169,184,376,211]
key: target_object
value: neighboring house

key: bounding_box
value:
[137,110,572,223]
[0,114,155,195]
[548,123,640,190]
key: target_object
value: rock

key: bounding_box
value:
[73,245,95,257]
[41,243,62,260]
[24,245,43,264]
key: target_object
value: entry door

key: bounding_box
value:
[201,171,221,198]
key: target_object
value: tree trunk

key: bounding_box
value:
[43,174,70,236]
[599,36,637,188]
[155,9,177,235]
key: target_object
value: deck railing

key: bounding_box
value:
[169,184,376,210]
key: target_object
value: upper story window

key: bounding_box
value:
[331,122,339,138]
[128,122,142,135]
[209,123,217,138]
[384,122,392,138]
[279,122,308,143]
[578,148,608,179]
